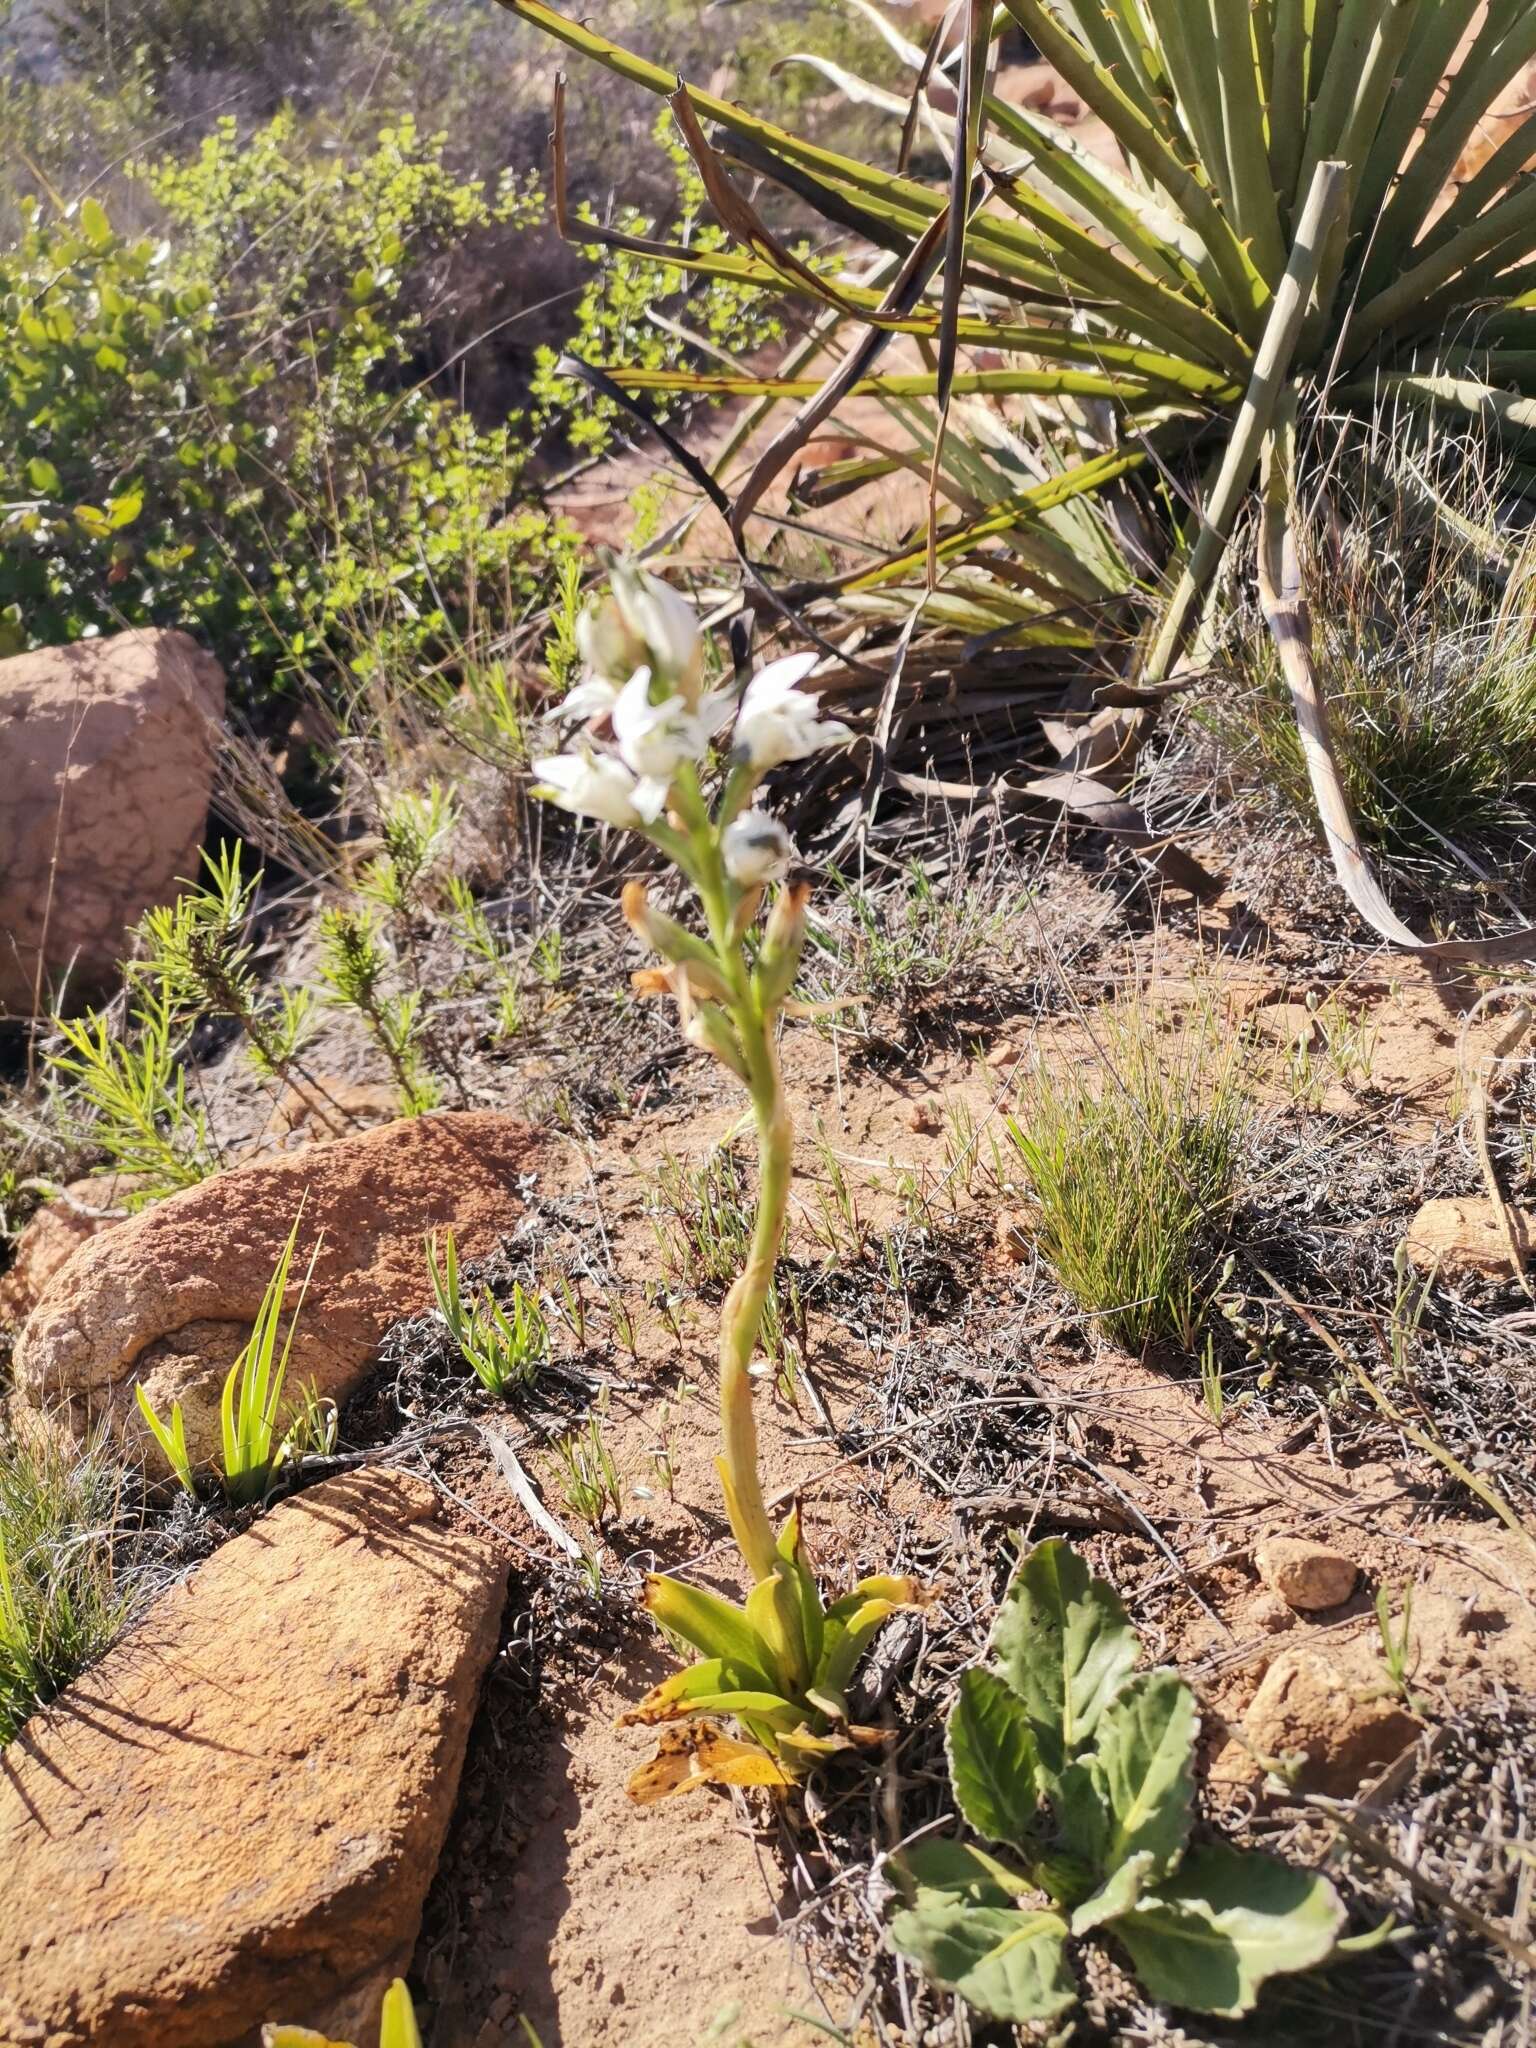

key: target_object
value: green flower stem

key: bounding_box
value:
[666,762,786,1584]
[717,1006,792,1584]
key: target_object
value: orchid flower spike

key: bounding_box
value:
[733,652,854,771]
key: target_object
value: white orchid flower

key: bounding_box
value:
[531,746,643,828]
[613,564,705,701]
[579,566,705,702]
[733,652,854,771]
[723,809,797,885]
[554,672,622,723]
[612,665,714,804]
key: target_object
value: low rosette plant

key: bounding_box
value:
[533,559,920,1800]
[890,1540,1351,2025]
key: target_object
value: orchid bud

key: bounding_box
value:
[610,562,705,703]
[574,594,645,683]
[723,810,796,886]
[756,881,811,1009]
[684,1001,750,1082]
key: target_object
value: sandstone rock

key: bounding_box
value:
[0,630,224,1015]
[902,1097,940,1135]
[15,1111,539,1467]
[1403,1197,1533,1283]
[1236,1650,1423,1795]
[272,1076,403,1144]
[0,1467,506,2048]
[1255,1535,1360,1613]
[0,1175,139,1334]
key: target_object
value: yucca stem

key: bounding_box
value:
[716,1012,791,1585]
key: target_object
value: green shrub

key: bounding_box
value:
[0,112,559,705]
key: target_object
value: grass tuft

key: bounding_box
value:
[1005,997,1251,1352]
[0,1415,135,1744]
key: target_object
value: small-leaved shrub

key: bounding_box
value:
[890,1539,1347,2024]
[0,115,554,704]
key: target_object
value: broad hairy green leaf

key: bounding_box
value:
[889,1897,1077,2023]
[1111,1844,1348,2017]
[990,1538,1137,1773]
[1070,1849,1155,1936]
[1092,1668,1198,1879]
[945,1666,1041,1847]
[900,1837,1034,1903]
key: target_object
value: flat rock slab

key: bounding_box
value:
[15,1110,539,1468]
[0,1467,507,2048]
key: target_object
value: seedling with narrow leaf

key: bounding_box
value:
[427,1228,549,1397]
[263,1973,421,2047]
[136,1209,322,1506]
[532,557,921,1800]
[889,1538,1348,2023]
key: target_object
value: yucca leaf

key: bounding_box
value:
[594,365,1169,403]
[1142,157,1347,682]
[1367,6,1536,284]
[842,446,1148,593]
[1208,0,1287,283]
[997,0,1267,337]
[1352,0,1477,233]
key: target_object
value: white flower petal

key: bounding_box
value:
[531,749,642,829]
[632,776,673,823]
[743,651,820,703]
[556,674,621,722]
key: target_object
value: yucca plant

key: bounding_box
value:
[495,0,1536,959]
[136,1210,322,1506]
